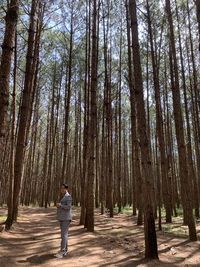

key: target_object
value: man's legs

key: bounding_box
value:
[60,220,71,253]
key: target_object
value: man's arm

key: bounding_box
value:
[60,196,72,210]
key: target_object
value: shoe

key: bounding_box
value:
[63,251,68,256]
[54,252,64,259]
[54,250,68,258]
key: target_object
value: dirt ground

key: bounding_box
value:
[0,207,200,267]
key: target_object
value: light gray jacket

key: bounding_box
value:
[57,192,72,221]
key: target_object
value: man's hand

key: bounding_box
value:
[56,203,61,208]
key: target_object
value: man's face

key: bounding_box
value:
[60,186,66,194]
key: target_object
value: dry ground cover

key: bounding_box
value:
[0,207,200,266]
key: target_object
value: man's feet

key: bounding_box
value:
[63,251,68,257]
[54,250,68,258]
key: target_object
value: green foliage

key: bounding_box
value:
[113,206,134,215]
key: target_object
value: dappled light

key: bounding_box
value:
[1,0,200,265]
[1,207,200,266]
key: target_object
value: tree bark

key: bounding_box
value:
[146,0,172,223]
[129,0,158,259]
[62,7,74,182]
[5,31,17,230]
[195,0,200,51]
[165,0,197,241]
[10,0,41,225]
[175,0,199,218]
[0,0,19,137]
[125,0,142,221]
[85,0,98,232]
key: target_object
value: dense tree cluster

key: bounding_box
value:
[0,0,200,259]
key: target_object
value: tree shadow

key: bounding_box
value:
[1,207,200,267]
[18,254,55,265]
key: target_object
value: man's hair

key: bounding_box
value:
[61,183,68,189]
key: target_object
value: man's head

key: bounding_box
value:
[60,183,68,194]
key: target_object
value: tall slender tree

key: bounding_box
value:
[6,0,43,228]
[129,0,158,259]
[0,0,19,137]
[195,0,200,50]
[165,0,197,241]
[125,0,142,222]
[84,0,98,231]
[62,3,74,183]
[146,0,172,223]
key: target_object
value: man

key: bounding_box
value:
[55,183,72,259]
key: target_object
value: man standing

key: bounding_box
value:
[55,183,72,259]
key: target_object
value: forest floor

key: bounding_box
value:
[0,207,200,267]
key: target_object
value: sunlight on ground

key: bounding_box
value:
[1,207,200,267]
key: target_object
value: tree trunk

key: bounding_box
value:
[129,0,158,259]
[146,0,172,223]
[165,0,197,241]
[80,0,91,225]
[175,0,199,218]
[5,31,17,230]
[10,0,40,225]
[0,0,19,137]
[85,0,98,232]
[102,0,113,218]
[62,8,74,182]
[125,0,142,221]
[195,0,200,51]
